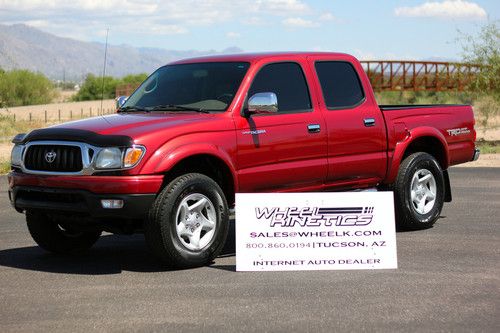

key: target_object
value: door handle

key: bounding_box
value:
[308,124,321,133]
[364,118,375,127]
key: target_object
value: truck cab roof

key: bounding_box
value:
[169,52,355,65]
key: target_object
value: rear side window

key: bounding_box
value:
[315,61,365,109]
[248,62,311,113]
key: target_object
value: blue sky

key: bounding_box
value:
[1,0,498,60]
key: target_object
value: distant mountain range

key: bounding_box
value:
[0,24,243,81]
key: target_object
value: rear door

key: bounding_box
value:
[308,56,387,186]
[234,60,327,192]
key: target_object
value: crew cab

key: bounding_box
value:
[8,52,479,268]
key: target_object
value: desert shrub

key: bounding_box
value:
[473,95,500,128]
[73,73,148,101]
[459,21,500,99]
[73,74,118,101]
[0,69,55,107]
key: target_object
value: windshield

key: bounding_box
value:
[122,62,250,112]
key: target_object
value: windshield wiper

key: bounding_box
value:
[149,104,211,114]
[118,106,148,113]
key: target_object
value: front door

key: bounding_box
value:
[234,61,327,192]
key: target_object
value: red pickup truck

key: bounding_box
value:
[8,52,479,268]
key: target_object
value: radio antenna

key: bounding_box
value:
[100,28,109,117]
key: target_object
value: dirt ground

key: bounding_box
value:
[0,99,116,121]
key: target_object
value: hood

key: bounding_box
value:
[18,112,233,149]
[47,112,231,143]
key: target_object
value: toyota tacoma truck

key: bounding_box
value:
[8,52,479,268]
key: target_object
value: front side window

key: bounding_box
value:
[248,62,312,113]
[315,61,365,109]
[123,62,250,112]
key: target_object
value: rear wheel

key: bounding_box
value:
[26,211,101,253]
[145,173,229,268]
[393,152,445,230]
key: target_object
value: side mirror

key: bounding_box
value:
[246,92,278,115]
[116,96,128,108]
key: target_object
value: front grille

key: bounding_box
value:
[24,145,83,172]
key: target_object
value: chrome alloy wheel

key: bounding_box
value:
[175,193,217,251]
[410,168,437,215]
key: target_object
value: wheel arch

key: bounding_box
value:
[155,148,237,206]
[387,127,449,184]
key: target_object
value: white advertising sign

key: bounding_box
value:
[236,192,397,271]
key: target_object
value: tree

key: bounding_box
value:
[460,21,500,98]
[73,73,148,101]
[73,74,118,101]
[459,21,500,128]
[120,73,148,85]
[0,69,55,107]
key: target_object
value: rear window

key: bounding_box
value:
[315,61,365,109]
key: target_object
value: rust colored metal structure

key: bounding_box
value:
[361,61,482,92]
[115,84,138,97]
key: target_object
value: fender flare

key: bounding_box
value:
[387,126,449,184]
[151,143,239,191]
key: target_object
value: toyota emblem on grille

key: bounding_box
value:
[45,150,57,163]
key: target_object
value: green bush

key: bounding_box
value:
[458,21,500,127]
[73,73,148,101]
[120,73,148,85]
[459,21,500,99]
[73,74,118,101]
[0,69,55,107]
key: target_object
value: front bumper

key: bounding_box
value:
[8,172,163,220]
[9,186,156,219]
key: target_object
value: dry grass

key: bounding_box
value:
[0,115,47,142]
[0,99,116,122]
[0,160,10,174]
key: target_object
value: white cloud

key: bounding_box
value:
[319,13,335,21]
[243,17,266,26]
[226,32,241,38]
[0,0,158,14]
[256,0,310,13]
[0,0,318,42]
[282,17,319,28]
[394,0,487,20]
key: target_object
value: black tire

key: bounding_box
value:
[393,152,445,230]
[145,173,229,268]
[26,211,101,253]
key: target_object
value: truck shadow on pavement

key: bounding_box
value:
[0,217,441,275]
[0,220,236,275]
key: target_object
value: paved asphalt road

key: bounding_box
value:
[0,168,499,332]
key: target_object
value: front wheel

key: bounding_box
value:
[26,211,101,253]
[145,173,229,268]
[393,152,445,230]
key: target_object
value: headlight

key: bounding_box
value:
[11,145,24,166]
[95,148,122,169]
[95,146,145,169]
